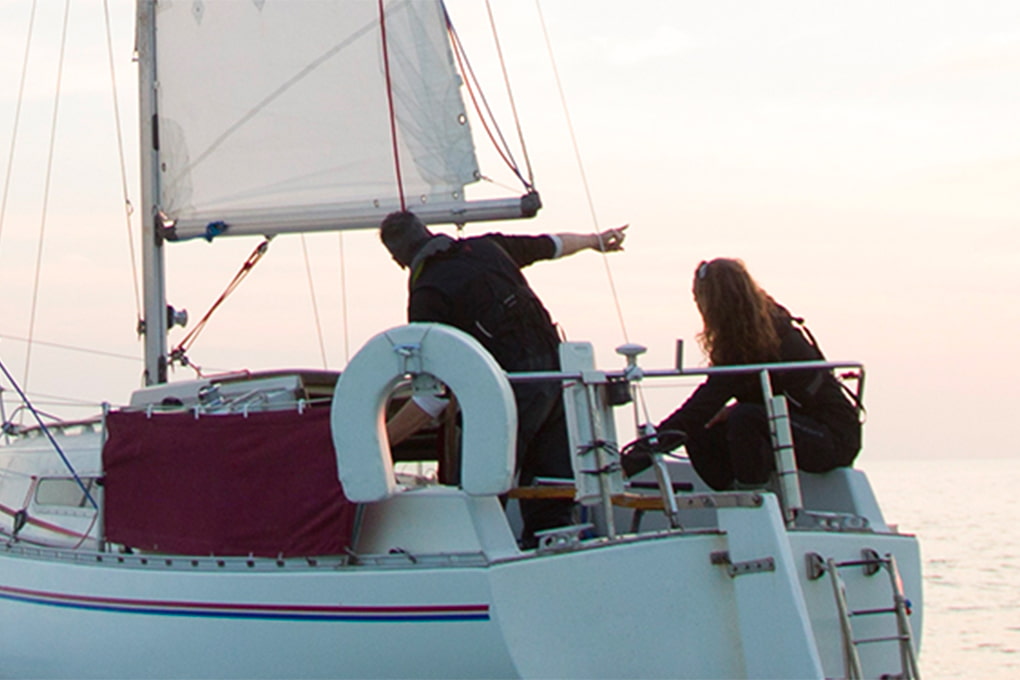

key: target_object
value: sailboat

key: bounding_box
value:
[0,2,921,678]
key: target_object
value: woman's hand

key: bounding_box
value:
[706,402,735,428]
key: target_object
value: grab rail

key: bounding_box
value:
[506,352,865,530]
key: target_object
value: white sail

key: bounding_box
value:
[151,0,526,240]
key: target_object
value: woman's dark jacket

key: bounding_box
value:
[657,308,861,465]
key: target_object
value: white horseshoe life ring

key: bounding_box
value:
[330,323,517,502]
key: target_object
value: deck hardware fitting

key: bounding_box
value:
[535,523,592,554]
[711,550,776,577]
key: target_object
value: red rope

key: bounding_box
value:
[449,25,516,177]
[378,0,406,211]
[170,238,272,376]
[445,8,535,192]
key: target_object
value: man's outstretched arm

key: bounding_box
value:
[554,224,628,257]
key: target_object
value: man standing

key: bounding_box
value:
[380,211,626,548]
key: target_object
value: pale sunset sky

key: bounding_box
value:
[0,1,1016,461]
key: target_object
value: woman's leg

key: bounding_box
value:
[685,419,736,491]
[726,404,843,481]
[789,414,841,473]
[724,403,773,486]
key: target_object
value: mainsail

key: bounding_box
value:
[146,0,534,241]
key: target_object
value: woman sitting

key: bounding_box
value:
[632,258,861,491]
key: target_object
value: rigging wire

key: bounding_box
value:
[23,0,73,396]
[377,0,407,211]
[534,0,630,344]
[300,235,329,369]
[0,354,98,510]
[446,12,530,190]
[482,0,535,187]
[338,233,351,364]
[0,0,38,254]
[0,385,8,445]
[4,394,109,412]
[102,0,142,321]
[0,333,140,364]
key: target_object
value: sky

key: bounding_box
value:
[0,0,1017,462]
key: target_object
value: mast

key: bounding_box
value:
[136,0,167,385]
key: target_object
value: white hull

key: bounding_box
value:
[0,482,920,679]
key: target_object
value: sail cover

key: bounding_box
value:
[151,0,485,239]
[102,407,357,557]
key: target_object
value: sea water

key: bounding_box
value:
[866,456,1020,679]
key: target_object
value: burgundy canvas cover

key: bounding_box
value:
[102,407,357,557]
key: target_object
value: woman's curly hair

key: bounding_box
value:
[693,258,780,366]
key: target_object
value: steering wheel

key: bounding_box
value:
[620,429,687,457]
